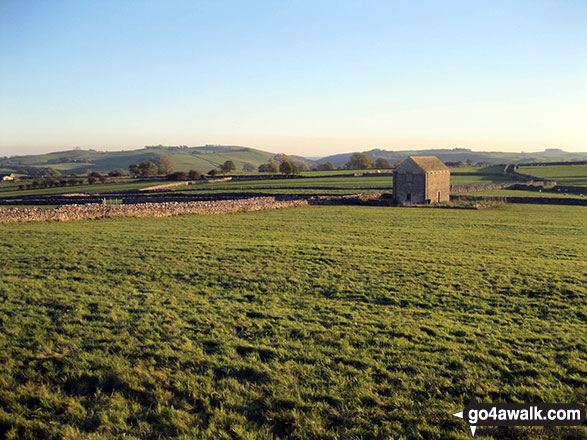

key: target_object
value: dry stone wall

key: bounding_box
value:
[0,197,308,224]
[451,195,586,206]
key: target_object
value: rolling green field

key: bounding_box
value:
[0,173,515,200]
[518,165,587,186]
[460,189,585,199]
[0,179,162,198]
[0,205,586,439]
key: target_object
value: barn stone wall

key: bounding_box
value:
[425,171,450,202]
[393,171,426,203]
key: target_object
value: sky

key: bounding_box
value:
[1,0,586,157]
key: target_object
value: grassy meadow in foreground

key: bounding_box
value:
[0,205,586,439]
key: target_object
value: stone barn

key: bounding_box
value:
[393,156,450,204]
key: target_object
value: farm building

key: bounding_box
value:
[393,156,450,204]
[0,173,15,182]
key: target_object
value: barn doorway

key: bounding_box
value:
[437,191,441,202]
[406,193,411,202]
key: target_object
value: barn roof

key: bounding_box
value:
[409,156,449,172]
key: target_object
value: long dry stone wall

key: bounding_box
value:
[0,197,308,223]
[504,164,557,185]
[450,183,513,193]
[451,195,587,206]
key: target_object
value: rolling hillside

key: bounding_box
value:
[319,148,587,167]
[0,146,277,174]
[3,145,587,176]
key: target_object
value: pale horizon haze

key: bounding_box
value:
[1,0,586,157]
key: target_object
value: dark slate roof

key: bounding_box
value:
[409,156,449,172]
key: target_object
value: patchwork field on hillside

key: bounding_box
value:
[0,205,585,439]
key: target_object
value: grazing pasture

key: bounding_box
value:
[459,189,584,199]
[0,179,162,198]
[0,204,585,439]
[169,174,511,193]
[518,164,587,186]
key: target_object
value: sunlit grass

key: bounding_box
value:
[518,165,587,186]
[0,204,585,439]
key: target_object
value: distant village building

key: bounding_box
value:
[0,173,15,182]
[393,156,450,204]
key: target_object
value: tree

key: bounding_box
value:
[258,162,279,173]
[273,153,289,163]
[346,152,374,170]
[188,169,202,180]
[88,176,97,184]
[99,176,108,184]
[129,164,141,176]
[89,171,102,178]
[220,160,236,174]
[242,163,256,172]
[375,158,391,169]
[109,168,128,177]
[316,162,335,171]
[137,161,159,177]
[208,169,220,177]
[167,171,188,181]
[157,156,176,175]
[279,160,300,175]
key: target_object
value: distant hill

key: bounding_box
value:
[318,148,587,167]
[1,145,277,174]
[3,145,586,175]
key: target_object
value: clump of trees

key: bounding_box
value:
[258,162,279,173]
[108,169,128,177]
[279,160,300,175]
[157,156,176,175]
[19,177,82,190]
[129,161,159,177]
[129,156,177,177]
[242,163,256,172]
[166,171,188,181]
[258,153,305,174]
[188,169,202,179]
[316,162,335,171]
[375,158,391,168]
[220,161,236,174]
[165,169,206,181]
[346,153,374,169]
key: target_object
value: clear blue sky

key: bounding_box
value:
[1,0,586,156]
